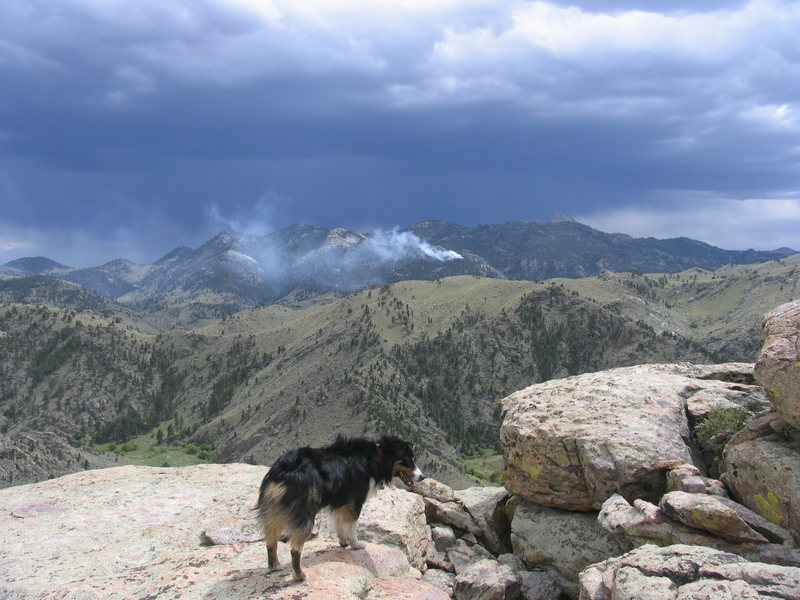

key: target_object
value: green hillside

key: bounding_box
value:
[1,256,798,488]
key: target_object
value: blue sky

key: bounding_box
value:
[1,0,799,266]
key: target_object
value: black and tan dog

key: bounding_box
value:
[256,435,424,581]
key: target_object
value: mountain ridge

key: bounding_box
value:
[1,251,799,488]
[1,219,795,316]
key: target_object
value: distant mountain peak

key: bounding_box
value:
[154,246,193,265]
[0,256,70,275]
[325,228,365,250]
[2,219,796,312]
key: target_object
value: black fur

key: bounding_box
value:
[256,434,423,581]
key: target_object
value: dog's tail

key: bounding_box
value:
[256,474,272,512]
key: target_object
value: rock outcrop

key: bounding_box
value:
[665,463,727,496]
[0,464,444,600]
[754,299,800,429]
[579,543,800,600]
[508,497,623,597]
[722,430,800,542]
[500,362,765,511]
[498,315,800,597]
[659,490,769,544]
[6,299,800,600]
[721,298,800,543]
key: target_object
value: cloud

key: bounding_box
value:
[0,0,799,258]
[577,193,800,250]
[0,239,33,252]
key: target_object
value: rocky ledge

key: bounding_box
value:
[0,464,444,600]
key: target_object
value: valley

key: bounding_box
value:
[1,249,798,488]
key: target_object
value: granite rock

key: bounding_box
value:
[754,299,800,429]
[579,543,800,600]
[0,464,435,600]
[500,363,761,510]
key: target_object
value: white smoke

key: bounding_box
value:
[205,201,465,294]
[205,195,283,238]
[368,228,463,262]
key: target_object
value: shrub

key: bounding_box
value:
[695,407,748,451]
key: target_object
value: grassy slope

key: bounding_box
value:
[169,277,539,486]
[172,275,717,485]
[552,254,800,361]
[2,256,798,487]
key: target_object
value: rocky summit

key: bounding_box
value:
[3,299,800,599]
[0,464,445,600]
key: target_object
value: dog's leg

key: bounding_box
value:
[259,483,287,571]
[346,520,365,550]
[330,506,352,547]
[265,524,281,570]
[332,505,365,550]
[289,526,312,581]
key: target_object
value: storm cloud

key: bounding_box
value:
[0,0,799,265]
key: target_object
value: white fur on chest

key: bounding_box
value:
[367,477,378,499]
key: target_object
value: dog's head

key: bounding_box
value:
[377,435,425,491]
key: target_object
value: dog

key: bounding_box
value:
[256,434,424,581]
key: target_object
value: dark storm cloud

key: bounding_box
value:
[1,0,799,265]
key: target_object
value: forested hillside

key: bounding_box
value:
[1,254,798,487]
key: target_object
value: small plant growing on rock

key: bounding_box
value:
[695,407,749,451]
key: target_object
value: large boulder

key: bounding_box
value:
[578,543,800,600]
[0,464,440,600]
[508,496,623,597]
[754,299,800,429]
[722,434,800,542]
[500,363,762,510]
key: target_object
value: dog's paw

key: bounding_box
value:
[351,540,366,550]
[338,538,349,547]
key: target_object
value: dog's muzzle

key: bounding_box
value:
[397,467,425,491]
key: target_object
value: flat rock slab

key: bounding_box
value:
[0,464,430,600]
[579,543,800,600]
[500,363,760,510]
[659,491,768,544]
